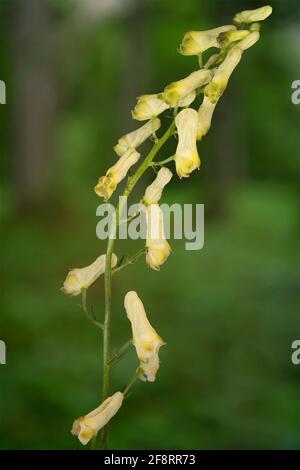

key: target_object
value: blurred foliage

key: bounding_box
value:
[0,0,299,450]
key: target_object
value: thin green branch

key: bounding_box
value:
[112,248,145,275]
[108,339,132,366]
[123,368,142,397]
[81,289,103,330]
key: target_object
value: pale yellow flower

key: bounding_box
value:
[233,5,272,24]
[62,254,118,296]
[178,25,236,55]
[217,29,250,48]
[174,108,200,177]
[94,149,140,200]
[114,118,161,156]
[71,392,123,445]
[197,95,217,141]
[204,46,242,104]
[161,69,212,106]
[146,204,171,270]
[143,167,173,205]
[124,291,166,382]
[132,91,196,121]
[237,31,260,51]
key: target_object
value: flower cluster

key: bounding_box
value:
[62,5,272,447]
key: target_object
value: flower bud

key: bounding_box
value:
[143,167,173,205]
[124,291,166,382]
[179,25,236,56]
[161,69,212,106]
[114,118,161,156]
[237,31,260,51]
[71,392,123,445]
[174,108,200,177]
[132,94,169,121]
[62,254,118,296]
[233,5,272,24]
[197,95,217,141]
[95,149,140,200]
[204,46,242,104]
[146,204,171,270]
[217,29,250,48]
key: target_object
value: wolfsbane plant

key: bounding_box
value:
[62,5,272,449]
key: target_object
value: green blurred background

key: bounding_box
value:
[1,0,300,450]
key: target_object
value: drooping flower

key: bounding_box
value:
[71,392,123,445]
[62,253,118,296]
[124,291,166,382]
[114,118,161,156]
[174,108,200,177]
[204,46,242,104]
[233,5,272,24]
[237,31,260,51]
[178,25,236,56]
[197,95,217,141]
[217,29,250,48]
[132,91,196,121]
[161,69,212,106]
[146,204,171,270]
[143,167,173,205]
[94,149,140,200]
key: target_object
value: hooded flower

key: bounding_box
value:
[197,95,217,141]
[95,149,140,200]
[114,118,161,156]
[143,167,173,205]
[146,204,171,270]
[161,69,212,107]
[204,46,242,104]
[233,5,272,24]
[132,91,196,121]
[178,25,236,55]
[71,392,124,445]
[174,108,200,177]
[217,29,250,48]
[62,253,118,296]
[124,291,166,382]
[237,31,260,51]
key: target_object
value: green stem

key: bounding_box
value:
[100,118,176,449]
[112,248,145,275]
[123,368,142,397]
[81,289,103,330]
[108,339,132,366]
[151,155,175,167]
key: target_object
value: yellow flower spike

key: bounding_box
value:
[124,291,166,382]
[71,392,124,445]
[143,167,173,205]
[62,254,118,296]
[174,108,200,177]
[237,31,260,51]
[217,29,250,48]
[178,25,236,56]
[114,118,161,156]
[233,5,272,24]
[204,46,242,104]
[95,149,140,200]
[161,69,212,107]
[146,204,171,270]
[197,95,217,141]
[132,94,169,121]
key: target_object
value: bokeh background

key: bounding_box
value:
[1,0,300,450]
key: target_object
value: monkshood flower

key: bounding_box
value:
[114,118,161,156]
[175,108,200,177]
[132,91,196,121]
[62,254,118,296]
[161,69,212,106]
[143,167,173,205]
[146,204,171,270]
[178,25,236,56]
[71,392,124,445]
[197,95,217,141]
[217,29,250,48]
[233,5,272,24]
[237,31,260,51]
[204,46,242,104]
[124,291,165,382]
[95,149,140,200]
